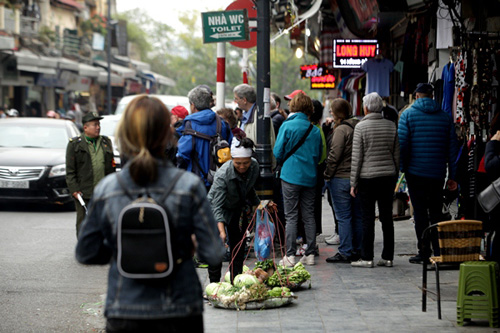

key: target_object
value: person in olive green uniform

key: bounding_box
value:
[66,112,115,237]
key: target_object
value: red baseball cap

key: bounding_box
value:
[170,105,189,119]
[284,89,307,100]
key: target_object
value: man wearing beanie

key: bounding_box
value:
[66,112,116,237]
[350,92,399,268]
[398,83,459,264]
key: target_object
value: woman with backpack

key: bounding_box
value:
[76,95,225,332]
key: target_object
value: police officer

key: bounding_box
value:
[66,112,115,237]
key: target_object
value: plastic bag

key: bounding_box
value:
[254,209,275,261]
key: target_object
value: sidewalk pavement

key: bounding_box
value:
[197,197,498,332]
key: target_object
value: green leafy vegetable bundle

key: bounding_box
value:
[267,262,311,288]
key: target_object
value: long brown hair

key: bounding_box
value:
[330,98,352,129]
[116,95,171,185]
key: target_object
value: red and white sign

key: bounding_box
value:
[333,39,379,68]
[300,64,336,89]
[226,0,257,49]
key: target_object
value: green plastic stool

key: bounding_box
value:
[457,261,499,328]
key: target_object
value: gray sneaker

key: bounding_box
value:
[376,259,393,267]
[351,259,374,268]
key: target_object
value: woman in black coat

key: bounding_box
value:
[484,115,500,262]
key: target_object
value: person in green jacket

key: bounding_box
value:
[66,112,115,237]
[207,137,276,283]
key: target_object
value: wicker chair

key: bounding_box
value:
[421,220,483,319]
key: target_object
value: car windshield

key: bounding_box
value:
[0,123,68,149]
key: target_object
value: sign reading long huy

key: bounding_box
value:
[333,39,379,68]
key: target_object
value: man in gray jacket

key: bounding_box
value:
[350,93,400,268]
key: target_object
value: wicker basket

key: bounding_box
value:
[435,220,482,262]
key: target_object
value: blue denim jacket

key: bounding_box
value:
[75,161,225,319]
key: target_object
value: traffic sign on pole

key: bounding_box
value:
[201,10,249,44]
[226,0,257,49]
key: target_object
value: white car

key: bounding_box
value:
[114,94,191,115]
[99,115,122,170]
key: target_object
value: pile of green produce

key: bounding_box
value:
[205,279,280,309]
[267,262,311,288]
[205,260,311,309]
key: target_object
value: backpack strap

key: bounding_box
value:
[340,121,354,130]
[116,169,183,202]
[215,114,222,136]
[116,173,134,200]
[183,119,213,141]
[159,170,184,203]
[183,120,209,182]
[280,123,314,166]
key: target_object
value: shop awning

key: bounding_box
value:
[78,63,102,77]
[17,65,57,75]
[53,0,83,10]
[141,69,176,87]
[130,59,151,71]
[14,49,58,73]
[97,71,123,86]
[56,57,80,72]
[94,60,136,79]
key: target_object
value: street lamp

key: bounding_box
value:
[295,47,303,58]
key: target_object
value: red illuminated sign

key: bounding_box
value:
[333,39,379,68]
[300,64,336,89]
[311,75,335,89]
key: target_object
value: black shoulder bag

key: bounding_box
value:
[275,123,314,179]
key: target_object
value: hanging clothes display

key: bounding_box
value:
[451,32,500,222]
[454,49,469,125]
[338,72,366,116]
[361,58,394,97]
[441,61,455,119]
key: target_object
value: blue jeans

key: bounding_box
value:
[281,180,316,257]
[327,178,363,257]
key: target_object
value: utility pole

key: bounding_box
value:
[255,0,273,200]
[106,0,112,115]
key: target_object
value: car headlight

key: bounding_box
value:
[49,164,66,178]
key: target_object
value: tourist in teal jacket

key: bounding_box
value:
[274,112,323,188]
[273,92,323,266]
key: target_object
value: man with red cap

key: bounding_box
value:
[284,89,307,101]
[170,105,189,131]
[165,105,190,164]
[284,90,307,115]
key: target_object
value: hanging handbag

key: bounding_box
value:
[478,177,500,213]
[274,124,313,179]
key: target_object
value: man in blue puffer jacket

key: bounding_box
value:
[398,83,459,264]
[176,86,233,191]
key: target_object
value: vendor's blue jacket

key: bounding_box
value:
[398,97,459,180]
[273,112,323,187]
[176,109,233,186]
[75,162,225,319]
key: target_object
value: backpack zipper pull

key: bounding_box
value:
[139,207,145,223]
